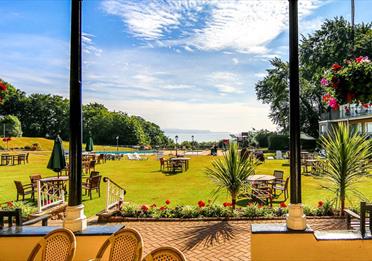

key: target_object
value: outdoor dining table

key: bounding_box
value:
[0,154,25,165]
[170,157,191,171]
[247,175,276,183]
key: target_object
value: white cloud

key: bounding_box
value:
[209,71,244,94]
[232,58,239,65]
[102,0,322,53]
[82,32,103,57]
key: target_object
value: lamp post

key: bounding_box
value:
[116,136,119,151]
[191,135,194,155]
[175,135,178,156]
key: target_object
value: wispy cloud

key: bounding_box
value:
[102,0,322,53]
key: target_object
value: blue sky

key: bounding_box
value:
[0,0,371,132]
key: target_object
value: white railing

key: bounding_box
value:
[37,180,65,213]
[104,177,126,212]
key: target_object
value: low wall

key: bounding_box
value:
[251,224,372,261]
[0,225,123,261]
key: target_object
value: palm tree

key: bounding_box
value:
[320,123,372,215]
[205,143,257,209]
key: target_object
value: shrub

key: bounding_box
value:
[268,135,289,150]
[0,115,22,137]
[1,201,37,218]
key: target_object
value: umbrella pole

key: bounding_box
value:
[64,0,87,232]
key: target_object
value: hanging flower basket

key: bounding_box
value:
[321,56,372,110]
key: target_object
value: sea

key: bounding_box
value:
[163,129,232,142]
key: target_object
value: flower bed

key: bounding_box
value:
[97,200,339,222]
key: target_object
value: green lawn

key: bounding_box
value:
[1,151,372,217]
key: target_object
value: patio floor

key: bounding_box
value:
[84,218,347,261]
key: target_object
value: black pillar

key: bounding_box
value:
[69,0,83,206]
[289,0,301,204]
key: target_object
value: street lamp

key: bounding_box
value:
[175,135,178,156]
[191,135,194,155]
[116,136,119,151]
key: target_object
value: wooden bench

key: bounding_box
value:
[344,202,372,238]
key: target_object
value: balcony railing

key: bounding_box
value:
[37,180,65,213]
[321,104,372,121]
[104,177,126,212]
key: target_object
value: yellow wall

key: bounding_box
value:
[0,235,111,261]
[252,233,372,261]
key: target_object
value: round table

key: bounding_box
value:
[247,175,276,182]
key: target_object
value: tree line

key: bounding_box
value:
[0,84,171,146]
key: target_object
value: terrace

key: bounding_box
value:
[0,0,372,260]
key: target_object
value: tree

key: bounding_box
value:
[256,17,372,137]
[205,143,257,209]
[0,115,22,137]
[319,124,372,215]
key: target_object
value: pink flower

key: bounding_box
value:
[198,200,206,208]
[165,199,171,205]
[328,98,339,110]
[320,78,329,86]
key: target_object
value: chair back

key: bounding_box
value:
[360,202,372,238]
[14,181,24,193]
[273,170,284,180]
[89,160,96,168]
[27,228,76,261]
[95,228,143,261]
[143,246,187,261]
[89,175,102,189]
[90,171,100,178]
[30,175,42,186]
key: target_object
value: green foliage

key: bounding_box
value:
[268,134,289,150]
[319,123,372,214]
[1,201,37,218]
[205,143,257,208]
[254,129,273,148]
[0,115,22,137]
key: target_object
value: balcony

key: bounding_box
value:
[320,104,372,122]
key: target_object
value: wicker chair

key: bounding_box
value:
[27,228,76,261]
[143,246,187,261]
[92,228,143,261]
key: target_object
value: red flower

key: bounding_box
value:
[331,63,342,71]
[165,199,171,205]
[141,204,149,212]
[159,206,166,211]
[198,200,206,208]
[355,56,364,63]
[322,93,331,103]
[362,104,369,109]
[0,82,7,91]
[7,201,13,208]
[318,201,324,208]
[279,202,287,208]
[223,202,232,207]
[257,204,263,209]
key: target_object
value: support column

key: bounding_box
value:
[64,0,87,232]
[286,0,306,230]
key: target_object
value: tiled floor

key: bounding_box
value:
[87,218,346,261]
